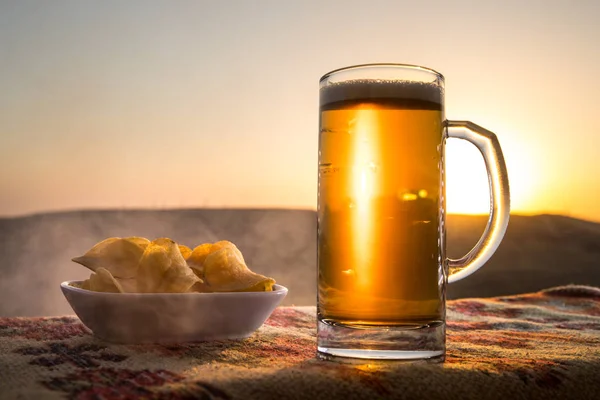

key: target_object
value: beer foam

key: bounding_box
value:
[320,79,443,106]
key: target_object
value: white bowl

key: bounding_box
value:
[61,281,288,344]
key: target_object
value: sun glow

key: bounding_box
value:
[445,138,535,215]
[350,110,379,290]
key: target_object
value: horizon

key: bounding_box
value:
[1,1,599,222]
[0,205,596,224]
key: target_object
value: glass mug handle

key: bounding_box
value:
[446,120,511,283]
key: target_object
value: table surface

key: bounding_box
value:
[1,286,599,400]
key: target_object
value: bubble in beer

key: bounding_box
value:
[368,161,379,173]
[402,193,418,201]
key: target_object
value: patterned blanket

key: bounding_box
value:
[1,286,599,400]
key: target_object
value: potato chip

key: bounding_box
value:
[87,267,124,293]
[72,237,149,279]
[125,236,152,249]
[212,240,242,252]
[158,262,201,293]
[69,280,90,290]
[178,244,192,260]
[238,279,276,292]
[116,278,137,293]
[187,240,244,278]
[187,243,214,276]
[201,247,275,292]
[80,280,91,291]
[137,238,201,293]
[71,236,273,294]
[189,280,211,293]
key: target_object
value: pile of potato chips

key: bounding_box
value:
[70,237,275,293]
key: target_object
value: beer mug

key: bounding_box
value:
[317,64,510,361]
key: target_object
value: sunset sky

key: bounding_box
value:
[1,0,599,221]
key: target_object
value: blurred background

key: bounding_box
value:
[1,0,599,316]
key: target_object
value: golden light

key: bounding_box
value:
[349,109,379,290]
[402,193,418,201]
[445,138,536,215]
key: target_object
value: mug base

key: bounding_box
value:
[317,348,444,362]
[317,318,445,362]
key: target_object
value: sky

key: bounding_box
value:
[1,0,599,221]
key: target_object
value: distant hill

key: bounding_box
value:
[446,213,600,299]
[0,209,598,316]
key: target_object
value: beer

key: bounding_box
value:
[318,80,445,325]
[316,64,510,361]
